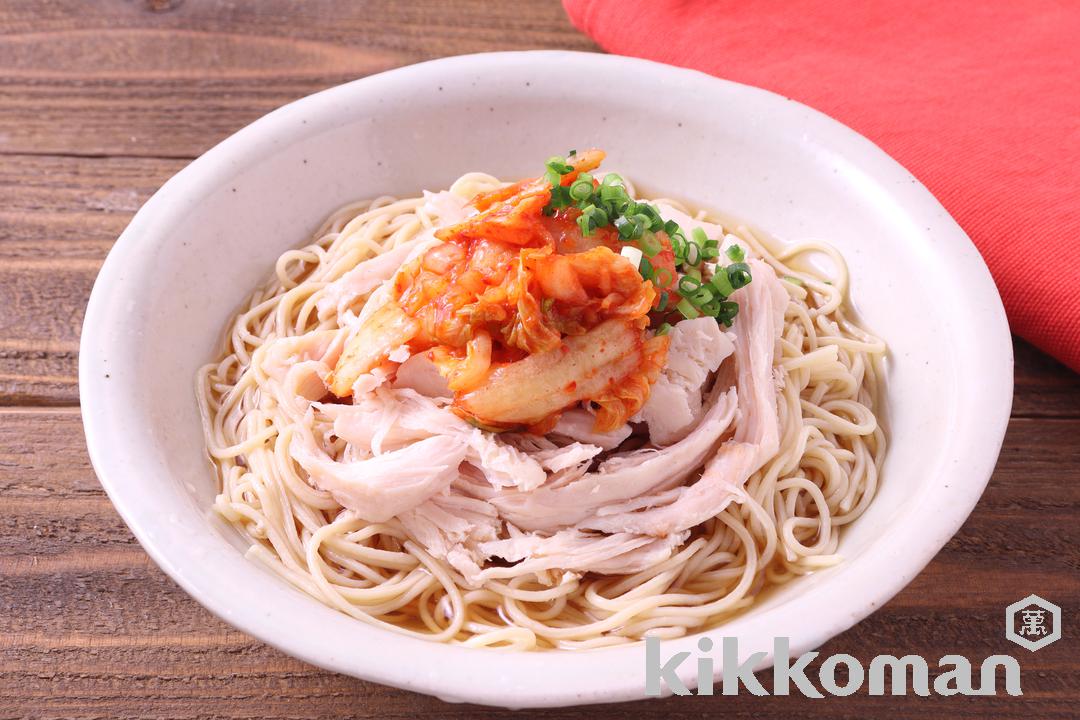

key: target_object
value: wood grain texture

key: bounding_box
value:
[0,1,1078,718]
[0,0,597,158]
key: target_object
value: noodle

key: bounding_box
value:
[196,172,886,650]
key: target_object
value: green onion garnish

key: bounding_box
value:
[599,182,626,204]
[533,153,755,328]
[689,286,714,308]
[676,297,701,319]
[569,176,594,202]
[638,231,662,257]
[654,266,674,288]
[782,274,805,286]
[726,262,752,290]
[546,156,573,175]
[670,233,687,263]
[716,300,739,326]
[614,216,636,240]
[684,240,701,266]
[678,275,702,295]
[549,185,572,209]
[638,256,655,281]
[655,322,673,336]
[698,298,722,316]
[710,268,735,297]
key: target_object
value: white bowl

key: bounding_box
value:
[80,51,1012,707]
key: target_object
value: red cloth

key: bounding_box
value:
[564,0,1080,372]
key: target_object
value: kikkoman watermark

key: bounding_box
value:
[644,636,1021,697]
[1006,594,1061,652]
[644,594,1061,698]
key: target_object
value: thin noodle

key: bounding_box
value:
[196,176,887,649]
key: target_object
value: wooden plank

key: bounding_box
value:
[0,153,186,253]
[0,0,598,158]
[0,408,1076,717]
[0,263,96,406]
[1012,338,1080,417]
[0,154,181,404]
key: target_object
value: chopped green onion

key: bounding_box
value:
[698,298,722,316]
[726,262,752,290]
[638,256,655,281]
[638,230,662,257]
[716,300,739,326]
[545,156,573,175]
[548,185,572,208]
[676,297,700,319]
[655,322,673,336]
[689,285,714,308]
[684,240,701,266]
[782,275,805,286]
[631,213,651,235]
[569,176,594,202]
[653,266,674,288]
[531,155,754,325]
[710,268,735,297]
[614,216,636,240]
[702,239,720,260]
[576,214,590,236]
[678,275,702,295]
[599,182,627,203]
[577,204,610,236]
[670,233,687,262]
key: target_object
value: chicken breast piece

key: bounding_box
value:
[290,420,467,523]
[581,259,788,536]
[638,317,735,445]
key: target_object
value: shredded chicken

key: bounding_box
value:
[581,260,787,536]
[550,408,632,450]
[278,158,792,586]
[637,317,735,445]
[290,418,467,523]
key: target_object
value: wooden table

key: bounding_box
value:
[2,2,1077,717]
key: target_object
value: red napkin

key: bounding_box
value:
[564,0,1080,373]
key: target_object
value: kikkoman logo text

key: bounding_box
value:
[644,637,1022,697]
[645,595,1060,697]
